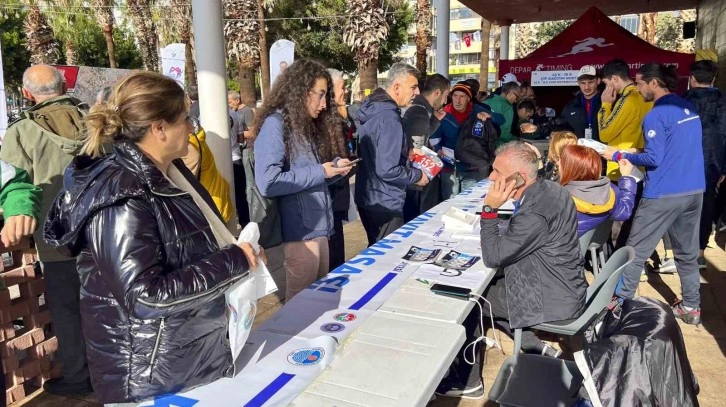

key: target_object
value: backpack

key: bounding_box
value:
[19,97,88,142]
[454,116,499,175]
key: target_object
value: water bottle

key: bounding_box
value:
[472,120,484,138]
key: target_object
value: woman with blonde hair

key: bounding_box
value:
[44,72,259,404]
[545,130,578,181]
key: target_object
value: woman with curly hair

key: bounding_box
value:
[254,59,352,300]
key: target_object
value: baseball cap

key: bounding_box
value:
[577,65,597,80]
[502,73,520,85]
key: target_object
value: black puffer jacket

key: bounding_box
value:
[44,140,250,404]
[480,179,586,328]
[684,87,726,185]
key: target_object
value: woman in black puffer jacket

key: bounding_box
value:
[43,72,259,404]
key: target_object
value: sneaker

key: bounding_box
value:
[435,380,485,400]
[640,269,648,282]
[697,256,707,270]
[43,377,93,396]
[652,258,677,274]
[672,303,701,325]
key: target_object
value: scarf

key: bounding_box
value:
[445,103,473,125]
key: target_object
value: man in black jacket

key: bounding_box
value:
[561,65,602,140]
[685,59,726,268]
[402,73,450,221]
[437,141,586,400]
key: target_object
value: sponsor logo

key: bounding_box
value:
[333,312,357,322]
[321,322,345,333]
[243,303,256,330]
[392,262,408,273]
[554,37,614,58]
[684,108,690,115]
[287,347,325,366]
[647,129,656,138]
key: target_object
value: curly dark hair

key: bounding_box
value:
[253,59,342,162]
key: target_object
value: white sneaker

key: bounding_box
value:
[435,381,485,400]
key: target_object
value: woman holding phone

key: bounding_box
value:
[254,60,352,301]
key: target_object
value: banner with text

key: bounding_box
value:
[531,70,580,87]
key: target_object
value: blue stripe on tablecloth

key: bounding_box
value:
[348,272,398,310]
[245,373,296,407]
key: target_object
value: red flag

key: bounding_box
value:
[464,34,471,47]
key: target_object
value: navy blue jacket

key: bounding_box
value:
[354,89,423,213]
[684,87,726,184]
[561,92,602,141]
[254,114,333,242]
[621,94,705,199]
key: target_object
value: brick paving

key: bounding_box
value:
[21,220,726,406]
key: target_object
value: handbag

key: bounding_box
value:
[245,146,283,249]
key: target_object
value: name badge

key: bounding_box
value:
[584,127,593,140]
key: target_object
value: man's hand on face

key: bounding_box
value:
[601,83,617,104]
[484,176,517,209]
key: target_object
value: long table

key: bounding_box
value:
[136,181,495,407]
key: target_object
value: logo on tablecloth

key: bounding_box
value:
[287,347,325,366]
[333,312,357,322]
[320,322,345,333]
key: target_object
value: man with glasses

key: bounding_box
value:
[485,81,521,145]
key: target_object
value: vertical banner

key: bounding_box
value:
[0,39,8,141]
[270,40,295,86]
[161,43,186,87]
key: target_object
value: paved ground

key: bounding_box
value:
[19,219,726,406]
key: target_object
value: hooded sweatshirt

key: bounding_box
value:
[0,95,86,262]
[564,176,637,236]
[354,88,423,213]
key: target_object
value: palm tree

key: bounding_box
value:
[414,0,431,75]
[23,3,59,64]
[169,0,195,86]
[127,0,160,71]
[344,0,388,93]
[257,0,271,97]
[224,0,260,102]
[92,0,117,68]
[478,18,491,90]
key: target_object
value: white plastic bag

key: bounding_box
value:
[225,223,278,372]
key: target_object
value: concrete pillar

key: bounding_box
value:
[500,25,510,60]
[435,0,450,76]
[191,0,237,223]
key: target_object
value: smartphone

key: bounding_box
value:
[346,158,363,166]
[506,172,525,188]
[430,283,472,299]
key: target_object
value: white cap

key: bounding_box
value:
[502,73,520,85]
[578,65,597,79]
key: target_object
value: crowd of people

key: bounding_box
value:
[0,55,723,404]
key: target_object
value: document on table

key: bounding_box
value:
[412,262,489,290]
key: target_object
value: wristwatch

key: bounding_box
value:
[481,205,498,219]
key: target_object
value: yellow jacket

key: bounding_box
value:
[183,129,234,222]
[597,84,652,180]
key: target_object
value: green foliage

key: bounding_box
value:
[0,5,30,91]
[265,0,413,73]
[655,11,693,52]
[51,9,142,69]
[516,19,573,58]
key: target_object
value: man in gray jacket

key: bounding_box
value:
[438,141,586,399]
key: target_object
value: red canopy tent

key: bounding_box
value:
[500,7,695,85]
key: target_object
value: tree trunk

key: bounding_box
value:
[479,19,491,90]
[65,40,77,65]
[239,64,257,103]
[414,0,431,75]
[359,58,378,94]
[103,24,117,68]
[638,13,657,44]
[185,40,196,87]
[257,0,270,98]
